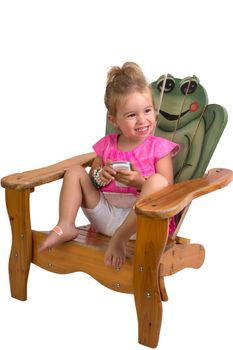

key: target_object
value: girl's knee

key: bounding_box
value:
[151,173,169,187]
[142,173,169,193]
[65,165,87,179]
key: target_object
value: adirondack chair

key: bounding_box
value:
[1,75,233,348]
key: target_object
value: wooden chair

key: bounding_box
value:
[1,75,233,348]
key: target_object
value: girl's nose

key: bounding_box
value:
[137,113,145,123]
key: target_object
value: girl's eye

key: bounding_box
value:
[127,113,136,119]
[145,108,152,113]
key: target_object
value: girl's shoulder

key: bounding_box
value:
[94,133,117,143]
[97,133,118,144]
[145,134,170,146]
[93,133,118,153]
[146,134,180,158]
[147,134,178,146]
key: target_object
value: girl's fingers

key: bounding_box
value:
[101,167,116,181]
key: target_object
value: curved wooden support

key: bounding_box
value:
[6,188,32,301]
[161,241,205,276]
[158,264,168,302]
[32,230,134,294]
[133,215,169,348]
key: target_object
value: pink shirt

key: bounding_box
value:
[93,134,180,195]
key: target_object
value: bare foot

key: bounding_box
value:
[104,235,127,267]
[39,225,79,252]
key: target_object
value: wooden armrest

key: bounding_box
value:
[135,168,233,219]
[1,152,96,190]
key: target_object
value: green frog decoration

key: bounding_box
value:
[151,75,228,182]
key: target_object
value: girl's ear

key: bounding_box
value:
[108,114,118,127]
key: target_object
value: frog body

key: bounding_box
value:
[151,75,227,182]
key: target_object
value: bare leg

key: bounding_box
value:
[39,165,100,251]
[104,174,169,267]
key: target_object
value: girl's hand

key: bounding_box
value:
[115,163,145,190]
[99,160,117,183]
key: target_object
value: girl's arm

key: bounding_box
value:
[89,156,103,178]
[155,153,174,185]
[117,154,174,190]
[89,156,116,183]
[114,164,146,190]
[101,154,174,190]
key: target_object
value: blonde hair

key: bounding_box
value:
[104,62,156,116]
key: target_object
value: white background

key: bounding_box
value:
[0,1,232,349]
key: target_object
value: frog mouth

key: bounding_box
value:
[160,109,189,121]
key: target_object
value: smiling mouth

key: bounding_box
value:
[135,126,149,132]
[160,109,189,121]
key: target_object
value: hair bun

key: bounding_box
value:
[107,62,146,85]
[104,61,154,115]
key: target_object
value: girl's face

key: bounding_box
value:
[109,91,156,142]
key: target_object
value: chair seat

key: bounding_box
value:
[31,226,135,293]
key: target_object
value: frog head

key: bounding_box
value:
[151,75,208,131]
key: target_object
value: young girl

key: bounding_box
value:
[39,62,179,267]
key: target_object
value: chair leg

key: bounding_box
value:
[6,188,32,301]
[133,215,168,348]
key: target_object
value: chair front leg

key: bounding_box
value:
[133,215,168,348]
[6,188,33,301]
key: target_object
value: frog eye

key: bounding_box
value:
[180,80,198,95]
[157,77,175,93]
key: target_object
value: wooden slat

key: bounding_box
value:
[1,152,96,190]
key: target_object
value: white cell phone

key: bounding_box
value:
[112,161,131,187]
[112,161,131,171]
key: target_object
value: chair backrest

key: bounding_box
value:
[106,75,228,183]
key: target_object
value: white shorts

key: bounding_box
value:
[82,192,137,238]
